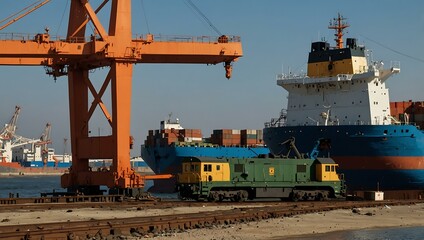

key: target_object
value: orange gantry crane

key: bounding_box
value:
[0,1,242,195]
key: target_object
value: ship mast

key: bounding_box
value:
[328,13,349,49]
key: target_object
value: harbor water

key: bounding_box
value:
[0,175,156,198]
[292,226,424,240]
[0,175,422,239]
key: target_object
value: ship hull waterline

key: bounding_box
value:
[263,124,424,191]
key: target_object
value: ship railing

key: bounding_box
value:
[277,73,354,85]
[276,73,308,81]
[390,61,401,73]
[265,109,287,128]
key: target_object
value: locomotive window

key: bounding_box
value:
[297,165,306,172]
[325,166,331,172]
[234,164,244,172]
[190,164,195,172]
[331,165,335,172]
[204,164,212,172]
[216,165,221,171]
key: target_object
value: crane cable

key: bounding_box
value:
[140,0,151,34]
[360,34,424,63]
[56,0,70,36]
[183,0,222,36]
[0,0,42,24]
[0,0,51,31]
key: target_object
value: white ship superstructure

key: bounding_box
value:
[279,61,400,127]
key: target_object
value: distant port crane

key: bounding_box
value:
[0,1,243,195]
[0,106,51,164]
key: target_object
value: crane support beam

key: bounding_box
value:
[81,0,109,41]
[0,39,242,66]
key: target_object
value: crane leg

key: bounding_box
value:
[61,63,144,195]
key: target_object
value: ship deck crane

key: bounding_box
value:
[0,1,243,195]
[36,123,52,166]
[0,106,21,141]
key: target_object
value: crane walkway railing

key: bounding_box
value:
[0,32,241,44]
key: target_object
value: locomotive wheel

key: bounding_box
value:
[315,193,324,201]
[237,190,248,202]
[208,192,219,202]
[290,192,300,202]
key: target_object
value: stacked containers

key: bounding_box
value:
[241,129,264,146]
[210,129,241,146]
[144,128,203,147]
[179,129,203,143]
[145,128,265,147]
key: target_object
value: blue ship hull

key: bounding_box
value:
[21,161,71,168]
[263,124,424,190]
[141,144,270,175]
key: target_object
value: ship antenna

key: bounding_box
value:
[328,13,349,49]
[167,112,172,123]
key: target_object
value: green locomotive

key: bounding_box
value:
[177,154,346,201]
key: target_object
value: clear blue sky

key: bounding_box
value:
[1,0,424,156]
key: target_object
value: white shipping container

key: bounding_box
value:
[184,137,203,142]
[364,191,384,201]
[246,129,257,134]
[232,129,241,134]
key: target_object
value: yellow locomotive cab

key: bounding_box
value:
[315,157,341,181]
[179,158,231,183]
[200,162,231,182]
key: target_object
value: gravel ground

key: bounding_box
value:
[1,203,423,239]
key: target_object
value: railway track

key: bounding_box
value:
[0,199,422,239]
